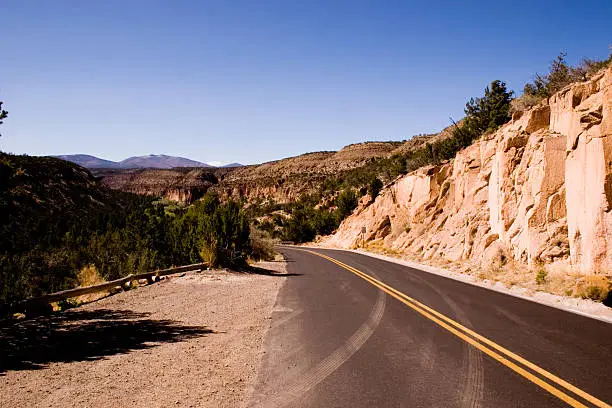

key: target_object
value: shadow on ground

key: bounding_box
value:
[240,265,302,277]
[0,309,212,374]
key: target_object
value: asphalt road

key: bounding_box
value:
[249,247,612,408]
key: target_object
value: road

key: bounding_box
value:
[249,247,612,408]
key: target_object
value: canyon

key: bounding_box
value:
[323,66,612,276]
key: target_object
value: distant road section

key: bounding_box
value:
[250,247,612,408]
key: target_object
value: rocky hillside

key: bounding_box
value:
[212,142,399,202]
[0,153,126,254]
[97,138,445,204]
[324,67,612,276]
[94,167,232,203]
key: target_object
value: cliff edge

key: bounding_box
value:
[324,67,612,277]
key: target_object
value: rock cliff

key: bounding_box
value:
[94,167,229,204]
[97,141,414,204]
[324,67,612,275]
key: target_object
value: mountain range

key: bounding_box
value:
[53,154,242,169]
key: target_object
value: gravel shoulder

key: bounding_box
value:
[0,261,287,408]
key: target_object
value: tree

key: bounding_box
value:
[464,80,513,135]
[368,176,383,199]
[0,100,7,137]
[335,189,358,221]
[282,206,316,243]
[451,80,513,151]
[523,52,588,98]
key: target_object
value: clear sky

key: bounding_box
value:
[1,1,610,165]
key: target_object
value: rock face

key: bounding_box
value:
[95,168,227,204]
[97,141,412,204]
[213,142,404,203]
[325,67,612,275]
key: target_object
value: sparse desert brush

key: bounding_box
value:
[478,265,502,281]
[77,264,104,287]
[198,241,219,267]
[249,227,278,262]
[69,265,108,305]
[575,275,611,302]
[509,94,542,114]
[535,268,548,285]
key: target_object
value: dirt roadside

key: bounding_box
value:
[0,261,287,408]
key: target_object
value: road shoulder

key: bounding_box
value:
[0,262,288,408]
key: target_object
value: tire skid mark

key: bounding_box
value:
[260,288,386,408]
[412,273,484,408]
[351,255,483,408]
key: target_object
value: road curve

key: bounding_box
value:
[249,247,612,408]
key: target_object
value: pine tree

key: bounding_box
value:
[0,100,7,137]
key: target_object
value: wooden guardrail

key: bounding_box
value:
[11,262,208,316]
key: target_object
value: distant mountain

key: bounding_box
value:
[54,154,119,169]
[221,162,244,168]
[118,155,211,169]
[53,154,230,169]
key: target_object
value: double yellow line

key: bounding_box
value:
[303,249,611,408]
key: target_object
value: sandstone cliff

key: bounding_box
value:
[97,141,416,204]
[95,167,230,204]
[324,67,612,276]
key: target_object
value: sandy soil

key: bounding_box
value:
[0,261,287,408]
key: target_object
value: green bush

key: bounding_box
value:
[0,157,253,309]
[282,206,316,243]
[249,228,278,261]
[335,189,358,220]
[524,51,612,99]
[368,176,383,199]
[535,269,548,285]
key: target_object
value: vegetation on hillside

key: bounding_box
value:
[3,49,611,308]
[249,189,358,243]
[249,49,612,241]
[0,99,7,137]
[0,153,254,310]
[513,49,612,112]
[247,79,514,243]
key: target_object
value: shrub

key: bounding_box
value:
[192,196,250,267]
[0,99,7,138]
[535,269,548,285]
[282,207,316,243]
[575,275,611,302]
[509,94,542,115]
[452,80,513,145]
[249,228,277,261]
[524,50,612,99]
[77,264,104,287]
[198,239,219,267]
[368,176,383,200]
[335,189,358,220]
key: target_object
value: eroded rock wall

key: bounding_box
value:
[325,67,612,275]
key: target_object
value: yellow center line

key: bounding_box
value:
[300,249,611,408]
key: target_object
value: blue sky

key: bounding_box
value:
[1,1,610,165]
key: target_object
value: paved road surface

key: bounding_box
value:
[250,247,612,408]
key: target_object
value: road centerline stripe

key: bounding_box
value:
[300,248,610,408]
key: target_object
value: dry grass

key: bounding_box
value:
[476,260,611,302]
[574,275,611,301]
[358,242,612,304]
[509,94,542,114]
[77,264,105,287]
[53,265,108,311]
[249,228,279,262]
